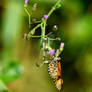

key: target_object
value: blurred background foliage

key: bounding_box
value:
[0,0,92,92]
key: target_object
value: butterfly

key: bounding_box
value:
[48,58,63,90]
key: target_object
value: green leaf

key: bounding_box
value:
[0,61,23,84]
[0,80,9,92]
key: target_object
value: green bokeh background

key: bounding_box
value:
[0,0,92,92]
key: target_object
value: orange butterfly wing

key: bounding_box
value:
[48,60,63,90]
[55,61,63,90]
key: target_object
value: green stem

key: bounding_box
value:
[31,20,42,24]
[40,0,61,56]
[41,20,46,38]
[25,8,31,29]
[47,0,61,17]
[47,32,53,36]
[40,0,61,37]
[27,23,41,38]
[28,35,47,38]
[27,0,61,39]
[41,20,46,56]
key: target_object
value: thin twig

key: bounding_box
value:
[25,8,31,29]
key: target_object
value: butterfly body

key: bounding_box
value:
[48,60,63,90]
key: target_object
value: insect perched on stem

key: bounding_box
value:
[48,57,63,90]
[24,0,63,90]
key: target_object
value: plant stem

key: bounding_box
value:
[47,0,61,18]
[27,23,41,38]
[25,8,31,29]
[31,20,42,24]
[41,19,46,56]
[40,0,61,50]
[27,0,61,39]
[28,35,47,38]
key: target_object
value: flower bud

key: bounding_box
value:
[55,3,61,9]
[24,0,28,7]
[31,30,35,35]
[60,43,64,48]
[56,49,59,57]
[49,49,55,56]
[56,37,61,41]
[45,43,48,50]
[53,25,58,31]
[60,42,64,51]
[33,3,37,11]
[43,14,48,20]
